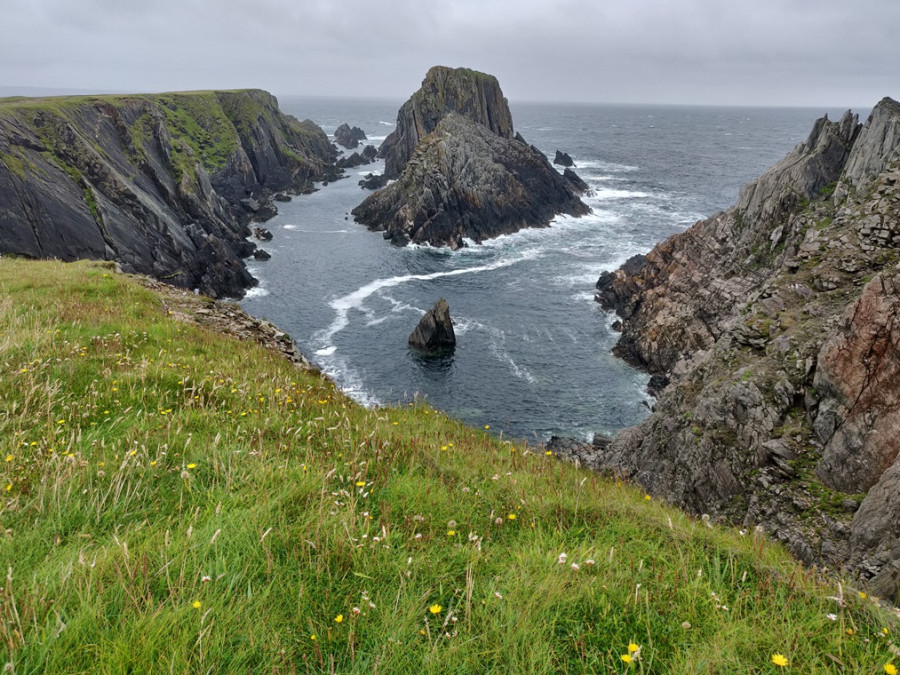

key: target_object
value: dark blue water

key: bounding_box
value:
[241,97,854,442]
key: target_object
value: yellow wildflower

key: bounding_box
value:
[429,604,442,615]
[644,495,652,501]
[334,614,343,623]
[310,634,316,641]
[621,654,632,664]
[884,664,897,675]
[484,425,490,429]
[447,530,456,537]
[507,514,516,520]
[187,463,197,469]
[5,455,12,462]
[192,601,202,609]
[356,481,366,487]
[771,653,788,667]
[628,643,639,653]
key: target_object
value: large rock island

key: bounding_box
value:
[590,97,900,600]
[0,90,337,297]
[352,66,589,247]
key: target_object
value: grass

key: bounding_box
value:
[0,258,898,673]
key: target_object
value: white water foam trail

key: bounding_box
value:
[313,251,539,354]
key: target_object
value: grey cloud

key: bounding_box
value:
[0,0,897,106]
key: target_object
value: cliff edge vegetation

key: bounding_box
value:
[0,90,337,298]
[0,258,897,672]
[593,97,900,602]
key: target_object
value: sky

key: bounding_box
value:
[2,0,898,108]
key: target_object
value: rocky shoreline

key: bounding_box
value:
[582,97,900,601]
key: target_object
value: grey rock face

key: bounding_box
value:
[354,67,588,247]
[409,298,456,353]
[592,96,900,601]
[0,90,337,298]
[379,66,514,180]
[334,123,367,149]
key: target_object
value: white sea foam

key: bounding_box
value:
[313,252,539,351]
[243,286,270,299]
[379,121,394,126]
[574,159,640,173]
[315,346,337,356]
[587,188,651,201]
[282,224,297,230]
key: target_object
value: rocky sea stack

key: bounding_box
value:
[352,66,589,247]
[409,298,456,354]
[590,97,900,600]
[0,89,337,298]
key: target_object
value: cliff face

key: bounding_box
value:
[592,98,900,601]
[353,67,588,247]
[0,90,336,297]
[379,66,514,179]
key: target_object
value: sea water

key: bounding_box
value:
[240,97,853,442]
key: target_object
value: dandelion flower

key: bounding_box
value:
[5,454,12,462]
[629,643,640,653]
[621,654,632,664]
[644,495,652,501]
[310,634,317,641]
[884,664,897,675]
[334,614,343,623]
[447,530,456,537]
[859,591,867,599]
[507,513,516,520]
[484,425,490,429]
[545,450,553,456]
[187,463,197,469]
[429,604,442,615]
[771,653,788,667]
[356,481,366,487]
[192,601,202,609]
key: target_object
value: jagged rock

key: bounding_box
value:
[378,66,514,179]
[563,168,591,195]
[554,150,575,167]
[591,96,900,600]
[252,248,271,260]
[252,227,273,241]
[359,173,389,190]
[0,90,337,298]
[274,193,291,202]
[353,68,588,247]
[408,298,456,354]
[336,144,378,169]
[334,123,367,149]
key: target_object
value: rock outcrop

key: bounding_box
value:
[353,66,589,247]
[554,150,575,167]
[409,298,456,353]
[336,144,378,169]
[0,90,337,297]
[334,123,367,149]
[590,98,900,601]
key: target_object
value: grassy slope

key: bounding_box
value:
[0,259,897,674]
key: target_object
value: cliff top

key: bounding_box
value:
[1,256,895,671]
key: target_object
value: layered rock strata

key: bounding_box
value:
[0,90,337,297]
[408,298,456,353]
[590,98,900,600]
[353,66,588,247]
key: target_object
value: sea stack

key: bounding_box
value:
[352,66,589,247]
[409,298,456,354]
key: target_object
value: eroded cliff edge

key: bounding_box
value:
[0,90,337,297]
[352,66,589,247]
[591,97,900,601]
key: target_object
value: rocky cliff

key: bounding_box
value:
[0,90,337,297]
[353,67,588,247]
[591,97,900,601]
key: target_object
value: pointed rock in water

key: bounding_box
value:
[353,66,589,247]
[409,298,456,353]
[554,150,575,167]
[334,123,367,149]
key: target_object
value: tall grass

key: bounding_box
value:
[1,259,897,673]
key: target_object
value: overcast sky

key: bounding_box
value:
[2,0,897,107]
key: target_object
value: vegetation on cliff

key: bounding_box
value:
[0,90,336,298]
[1,258,897,672]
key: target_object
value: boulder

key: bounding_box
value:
[334,123,367,149]
[336,144,378,169]
[252,248,271,260]
[409,298,456,354]
[554,150,575,167]
[252,227,274,241]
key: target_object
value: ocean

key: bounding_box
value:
[239,96,855,443]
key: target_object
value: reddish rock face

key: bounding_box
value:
[815,274,900,493]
